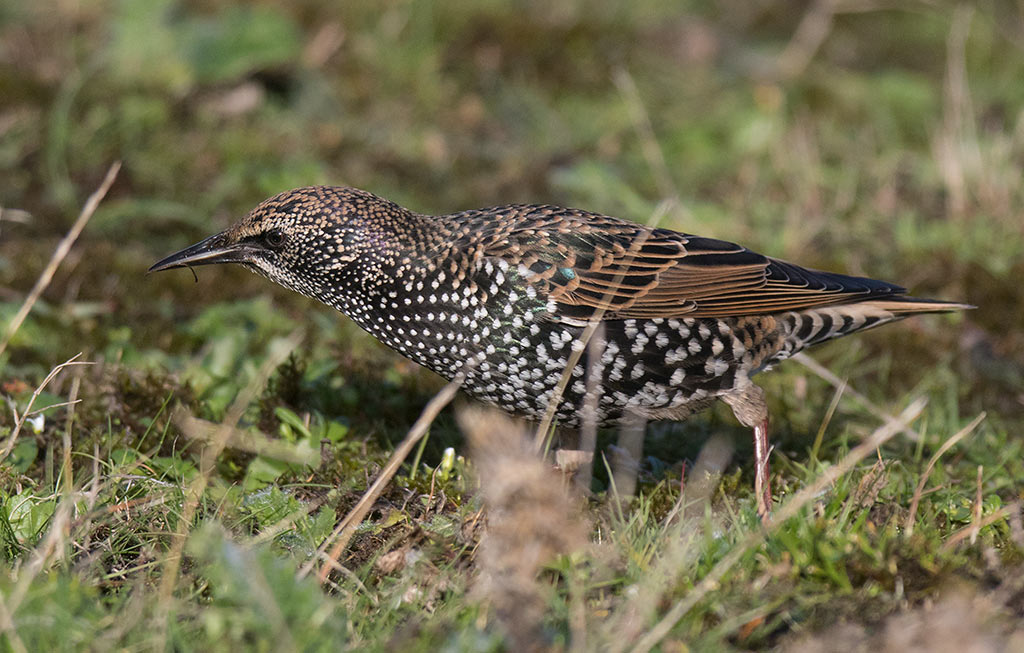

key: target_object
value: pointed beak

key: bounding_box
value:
[149,233,260,274]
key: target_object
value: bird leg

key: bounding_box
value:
[722,383,772,522]
[753,416,772,523]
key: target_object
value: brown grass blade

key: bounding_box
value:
[299,375,463,583]
[0,161,120,357]
[904,412,986,537]
[0,353,92,464]
[793,352,925,442]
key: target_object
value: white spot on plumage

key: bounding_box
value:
[732,339,747,359]
[665,346,687,365]
[705,359,729,376]
[631,333,648,355]
[550,331,565,349]
[630,363,645,380]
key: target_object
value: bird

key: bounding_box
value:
[150,186,970,518]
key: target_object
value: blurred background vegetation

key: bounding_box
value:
[1,0,1023,649]
[2,0,1022,374]
[2,1,1022,399]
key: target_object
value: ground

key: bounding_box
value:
[1,1,1023,650]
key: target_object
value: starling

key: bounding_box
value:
[150,186,970,516]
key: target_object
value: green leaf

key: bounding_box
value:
[243,486,299,528]
[274,406,311,441]
[319,419,349,444]
[151,455,198,482]
[243,456,289,492]
[109,448,138,467]
[8,438,38,473]
[5,491,55,544]
[183,6,302,84]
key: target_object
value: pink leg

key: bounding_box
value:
[753,417,772,523]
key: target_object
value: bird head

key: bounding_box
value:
[149,186,416,301]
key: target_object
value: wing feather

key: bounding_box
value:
[472,206,905,322]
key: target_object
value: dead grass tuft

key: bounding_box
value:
[459,407,589,651]
[787,587,1024,653]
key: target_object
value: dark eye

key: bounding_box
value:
[264,229,287,249]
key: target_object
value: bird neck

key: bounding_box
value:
[307,210,452,322]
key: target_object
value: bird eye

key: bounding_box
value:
[264,229,287,249]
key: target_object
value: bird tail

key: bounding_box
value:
[776,296,973,358]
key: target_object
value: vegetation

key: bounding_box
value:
[1,1,1022,650]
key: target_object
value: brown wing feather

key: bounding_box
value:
[477,206,906,322]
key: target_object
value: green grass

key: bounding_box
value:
[2,1,1023,650]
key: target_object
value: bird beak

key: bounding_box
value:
[148,233,258,274]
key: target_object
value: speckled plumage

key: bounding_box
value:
[151,186,969,514]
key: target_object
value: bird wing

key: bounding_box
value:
[477,206,905,322]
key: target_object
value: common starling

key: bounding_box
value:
[150,186,970,516]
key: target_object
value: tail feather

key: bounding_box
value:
[852,297,975,314]
[777,296,972,358]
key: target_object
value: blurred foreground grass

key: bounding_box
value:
[1,1,1023,650]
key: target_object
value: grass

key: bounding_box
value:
[2,1,1024,650]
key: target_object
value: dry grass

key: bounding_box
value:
[905,411,986,537]
[788,588,1024,653]
[154,331,302,645]
[0,162,119,358]
[619,398,927,653]
[460,407,590,651]
[305,374,463,583]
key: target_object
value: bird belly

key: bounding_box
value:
[341,276,784,428]
[455,314,784,428]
